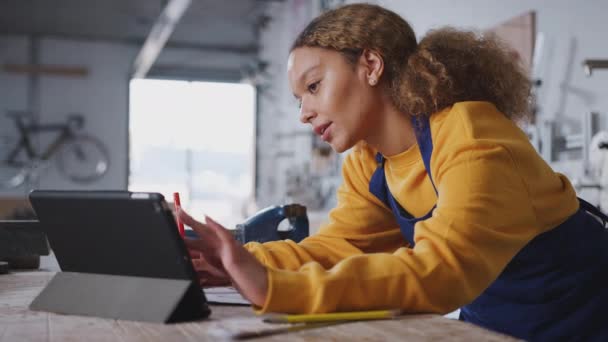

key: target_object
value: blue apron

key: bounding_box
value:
[369,116,608,341]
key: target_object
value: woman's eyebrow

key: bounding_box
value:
[292,65,320,99]
[296,65,320,84]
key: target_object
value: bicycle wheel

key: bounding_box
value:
[56,135,110,183]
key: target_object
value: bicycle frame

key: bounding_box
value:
[2,112,109,188]
[4,115,82,166]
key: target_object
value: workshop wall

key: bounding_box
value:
[255,0,608,223]
[0,34,255,201]
[379,0,608,182]
[255,0,339,216]
[0,36,134,198]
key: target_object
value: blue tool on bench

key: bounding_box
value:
[184,204,309,244]
[234,204,309,244]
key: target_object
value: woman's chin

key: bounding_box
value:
[332,146,346,153]
[329,139,354,153]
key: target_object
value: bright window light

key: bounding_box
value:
[129,79,255,228]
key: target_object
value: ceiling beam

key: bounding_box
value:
[0,31,258,55]
[131,0,191,79]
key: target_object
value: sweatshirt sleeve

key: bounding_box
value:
[244,145,405,272]
[254,141,543,314]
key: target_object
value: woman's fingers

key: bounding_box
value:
[191,257,206,270]
[196,263,229,280]
[179,210,233,247]
[191,254,224,275]
[200,276,231,287]
[205,215,236,244]
[178,209,220,244]
[184,237,224,269]
[184,238,219,265]
[178,211,240,287]
[179,209,222,252]
[189,250,202,259]
[178,208,214,238]
[183,236,205,250]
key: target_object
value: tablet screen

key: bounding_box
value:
[29,190,195,281]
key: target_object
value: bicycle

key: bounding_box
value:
[0,111,110,189]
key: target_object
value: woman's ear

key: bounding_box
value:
[359,49,384,86]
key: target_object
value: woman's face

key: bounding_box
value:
[287,47,379,153]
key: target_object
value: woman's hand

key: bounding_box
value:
[189,250,231,287]
[179,209,269,307]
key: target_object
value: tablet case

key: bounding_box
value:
[28,190,211,323]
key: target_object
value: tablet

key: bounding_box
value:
[28,190,211,322]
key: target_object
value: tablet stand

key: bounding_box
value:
[30,271,210,323]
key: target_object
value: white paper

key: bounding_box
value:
[203,286,251,305]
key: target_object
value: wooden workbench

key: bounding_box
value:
[0,271,517,341]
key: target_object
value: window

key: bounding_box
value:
[129,79,255,228]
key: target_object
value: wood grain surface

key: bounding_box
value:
[0,272,518,341]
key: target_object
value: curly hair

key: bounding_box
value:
[291,3,532,121]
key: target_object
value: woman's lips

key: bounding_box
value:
[313,122,333,141]
[321,123,332,141]
[314,123,328,135]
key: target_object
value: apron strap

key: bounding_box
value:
[578,197,608,228]
[369,153,389,205]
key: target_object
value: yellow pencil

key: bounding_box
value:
[263,309,403,324]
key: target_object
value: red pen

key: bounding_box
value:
[173,192,185,237]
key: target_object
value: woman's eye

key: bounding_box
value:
[307,81,320,93]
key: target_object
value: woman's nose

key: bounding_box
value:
[299,101,316,124]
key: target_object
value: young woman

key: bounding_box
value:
[181,3,608,340]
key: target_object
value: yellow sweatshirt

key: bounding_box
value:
[245,101,579,314]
